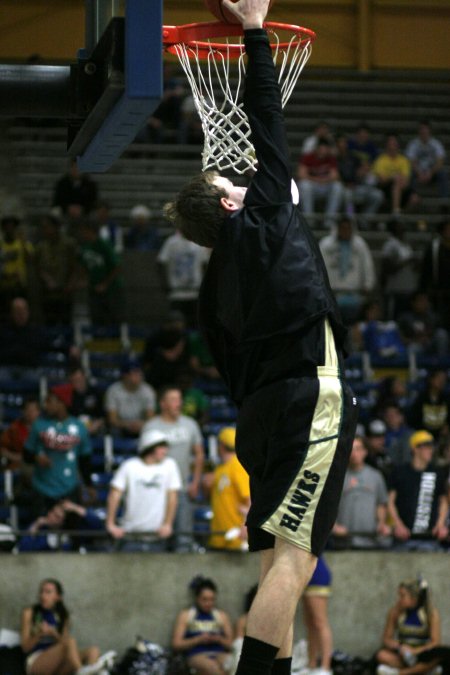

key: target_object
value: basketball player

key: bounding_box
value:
[164,1,358,673]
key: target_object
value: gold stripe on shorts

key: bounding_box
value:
[260,320,343,552]
[304,585,332,597]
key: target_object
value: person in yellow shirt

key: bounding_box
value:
[373,135,418,214]
[203,426,250,550]
[0,216,34,316]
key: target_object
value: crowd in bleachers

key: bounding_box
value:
[0,106,449,556]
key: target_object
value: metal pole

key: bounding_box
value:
[85,0,117,54]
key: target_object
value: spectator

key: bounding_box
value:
[381,404,413,466]
[398,292,449,358]
[66,366,105,435]
[125,204,160,251]
[19,499,105,552]
[374,376,409,417]
[179,95,203,144]
[106,428,181,551]
[365,419,394,482]
[380,219,417,319]
[143,64,185,143]
[347,123,379,165]
[336,133,383,228]
[20,578,115,675]
[376,578,442,675]
[145,328,191,390]
[24,386,94,518]
[388,430,449,550]
[95,201,122,252]
[0,398,41,500]
[360,300,407,362]
[35,213,77,325]
[0,397,40,471]
[53,159,98,218]
[0,215,33,318]
[143,310,188,373]
[301,121,336,155]
[407,370,449,444]
[142,386,204,552]
[418,219,450,331]
[319,217,376,324]
[171,575,233,675]
[332,436,391,549]
[297,139,344,227]
[177,368,209,424]
[373,134,417,214]
[406,121,449,199]
[302,557,334,675]
[0,297,48,377]
[202,427,250,551]
[78,220,123,325]
[105,357,156,437]
[157,229,209,327]
[189,330,221,380]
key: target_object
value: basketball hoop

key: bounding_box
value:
[163,21,316,174]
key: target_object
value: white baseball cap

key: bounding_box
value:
[130,204,151,220]
[138,429,169,454]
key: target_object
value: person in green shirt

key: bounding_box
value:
[78,221,123,325]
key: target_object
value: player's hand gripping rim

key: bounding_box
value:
[222,0,271,29]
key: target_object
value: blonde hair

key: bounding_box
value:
[399,577,432,624]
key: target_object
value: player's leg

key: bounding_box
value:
[246,539,316,646]
[236,539,316,675]
[257,547,295,670]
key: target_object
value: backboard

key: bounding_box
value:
[69,0,163,172]
[0,1,162,172]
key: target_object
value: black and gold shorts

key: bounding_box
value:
[236,323,359,557]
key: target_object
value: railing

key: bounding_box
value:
[2,528,445,553]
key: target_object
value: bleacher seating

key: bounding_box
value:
[1,66,449,548]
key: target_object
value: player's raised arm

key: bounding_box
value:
[222,0,269,28]
[223,0,292,207]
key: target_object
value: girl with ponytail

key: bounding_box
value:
[376,577,442,674]
[172,575,234,674]
[21,578,114,675]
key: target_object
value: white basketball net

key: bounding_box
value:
[172,29,313,174]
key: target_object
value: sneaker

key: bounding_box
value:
[377,666,399,675]
[310,669,332,675]
[76,665,103,675]
[77,651,117,675]
[97,651,117,670]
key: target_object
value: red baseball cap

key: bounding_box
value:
[50,384,73,409]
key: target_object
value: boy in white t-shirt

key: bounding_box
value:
[106,429,182,551]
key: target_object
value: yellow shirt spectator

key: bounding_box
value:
[373,153,411,181]
[205,427,250,550]
[0,217,34,292]
[0,239,34,288]
[209,453,250,550]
